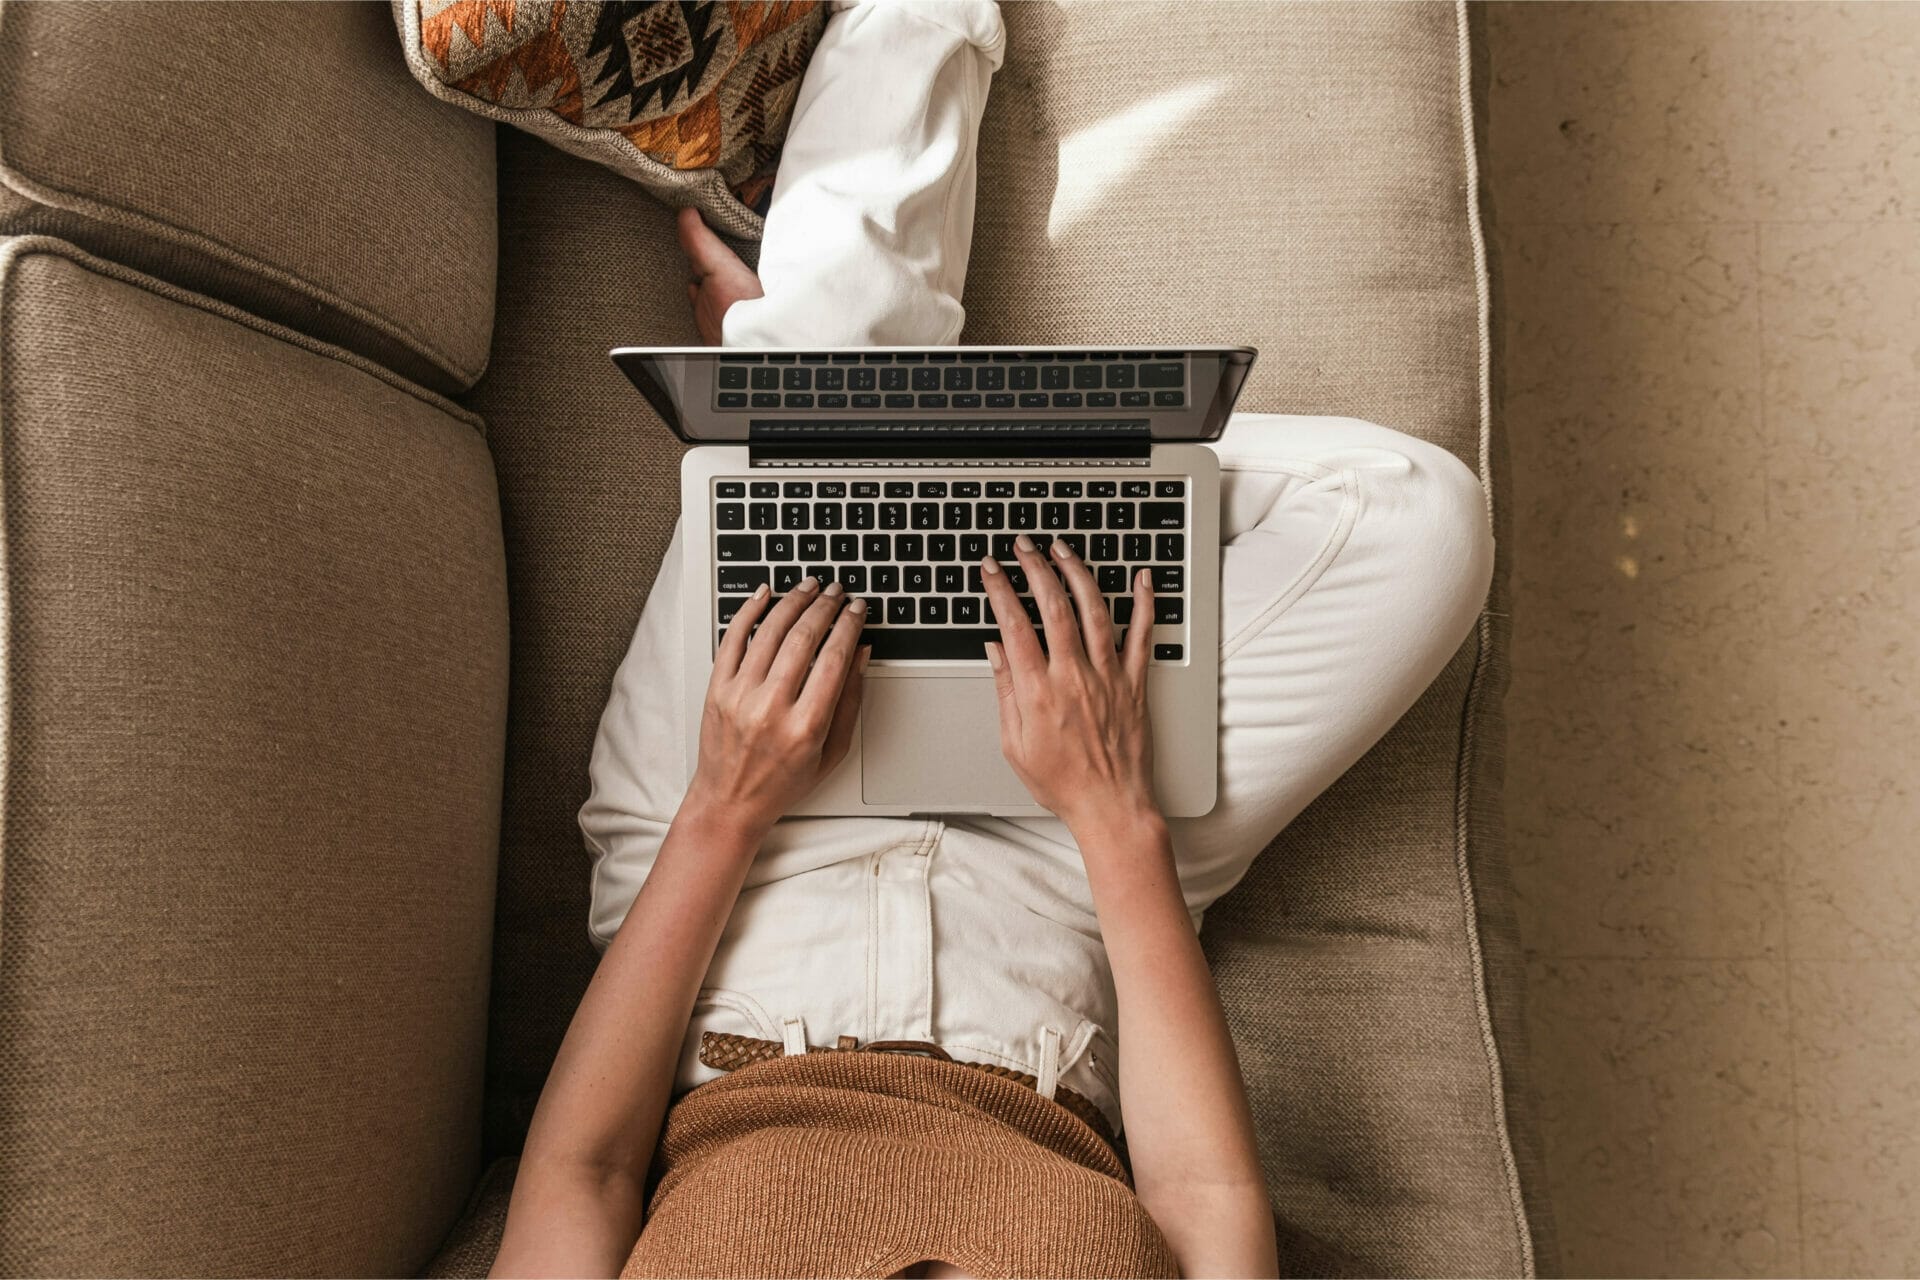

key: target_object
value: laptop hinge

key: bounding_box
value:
[746,418,1152,466]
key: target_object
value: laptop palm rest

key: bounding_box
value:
[861,676,1033,810]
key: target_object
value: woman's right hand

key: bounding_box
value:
[979,534,1163,837]
[682,575,869,840]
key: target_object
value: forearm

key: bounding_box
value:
[493,801,764,1277]
[1076,809,1278,1277]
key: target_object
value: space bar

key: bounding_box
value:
[862,628,1002,660]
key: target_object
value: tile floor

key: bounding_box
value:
[1485,3,1920,1276]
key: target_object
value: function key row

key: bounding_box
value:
[715,390,1184,410]
[717,352,1191,364]
[716,479,1185,499]
[717,363,1184,392]
[714,500,1186,533]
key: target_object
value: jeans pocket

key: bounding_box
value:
[691,986,782,1044]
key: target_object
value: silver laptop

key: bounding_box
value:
[611,344,1257,817]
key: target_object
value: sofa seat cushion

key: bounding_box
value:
[0,238,509,1275]
[0,1,497,394]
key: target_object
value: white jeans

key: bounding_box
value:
[581,0,1494,1135]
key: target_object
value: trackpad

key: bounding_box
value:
[862,676,1034,810]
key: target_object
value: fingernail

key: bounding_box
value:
[982,557,1002,575]
[1135,568,1150,590]
[985,643,1004,672]
[857,645,872,672]
[849,596,867,614]
[798,574,821,592]
[1052,538,1075,559]
[753,582,770,599]
[824,580,844,597]
[1015,533,1036,553]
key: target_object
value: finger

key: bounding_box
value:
[817,644,869,775]
[1015,533,1084,666]
[768,581,850,697]
[677,205,747,280]
[738,574,823,681]
[715,582,773,678]
[797,594,868,724]
[985,640,1022,738]
[1122,567,1155,686]
[1049,537,1116,665]
[980,556,1045,676]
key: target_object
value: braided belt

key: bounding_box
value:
[698,1030,1117,1149]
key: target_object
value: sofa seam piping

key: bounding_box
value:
[1452,2,1535,1275]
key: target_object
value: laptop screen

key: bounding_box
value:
[611,345,1257,444]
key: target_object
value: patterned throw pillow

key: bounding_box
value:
[393,0,828,239]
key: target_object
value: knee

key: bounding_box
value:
[1354,422,1494,644]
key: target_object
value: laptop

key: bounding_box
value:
[611,344,1257,818]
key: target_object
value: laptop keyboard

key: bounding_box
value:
[712,473,1192,663]
[711,351,1189,414]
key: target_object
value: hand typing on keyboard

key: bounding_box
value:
[683,574,870,835]
[980,534,1162,838]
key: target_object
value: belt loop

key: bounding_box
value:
[782,1016,809,1056]
[1036,1026,1062,1100]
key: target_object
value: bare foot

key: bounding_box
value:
[677,206,763,346]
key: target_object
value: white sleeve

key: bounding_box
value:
[720,0,1006,349]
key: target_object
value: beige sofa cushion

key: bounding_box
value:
[0,1,497,393]
[0,238,508,1275]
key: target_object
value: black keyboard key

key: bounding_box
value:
[919,481,949,497]
[872,565,900,592]
[750,503,778,530]
[839,565,868,593]
[717,534,760,561]
[751,367,779,390]
[943,367,973,390]
[718,392,747,408]
[751,481,780,498]
[1106,502,1135,529]
[885,393,915,409]
[986,481,1014,497]
[911,503,940,530]
[852,482,880,497]
[1005,565,1029,593]
[1027,533,1052,555]
[819,393,848,408]
[928,534,956,561]
[806,565,834,586]
[885,481,915,497]
[904,565,933,593]
[1091,533,1119,561]
[1018,392,1049,409]
[849,368,877,391]
[848,503,876,529]
[766,534,795,561]
[1087,392,1117,408]
[1120,390,1150,407]
[991,534,1017,559]
[920,597,948,625]
[943,504,971,532]
[1041,365,1070,390]
[800,534,826,560]
[863,353,895,362]
[960,534,988,560]
[1105,365,1136,389]
[895,353,925,362]
[1156,480,1186,496]
[953,481,982,498]
[1009,503,1037,530]
[1154,644,1184,661]
[1052,392,1083,407]
[786,481,814,500]
[1019,481,1049,497]
[911,367,941,391]
[881,503,908,530]
[718,366,749,389]
[717,595,749,622]
[881,368,909,391]
[1088,481,1116,498]
[1072,364,1103,389]
[896,534,924,560]
[1156,533,1185,561]
[1010,366,1038,390]
[831,534,858,560]
[784,393,815,409]
[977,503,1006,530]
[1058,534,1087,558]
[817,368,845,391]
[967,566,985,593]
[1041,503,1070,530]
[1140,502,1186,529]
[985,393,1015,408]
[953,597,981,625]
[1124,533,1152,561]
[1154,597,1184,624]
[817,481,847,498]
[1113,596,1133,625]
[831,353,861,363]
[953,393,981,409]
[1151,566,1183,592]
[887,597,916,625]
[918,394,949,409]
[1053,481,1083,497]
[1140,362,1184,387]
[1153,390,1185,408]
[800,352,829,364]
[978,367,1005,390]
[781,503,810,529]
[814,504,843,530]
[1073,502,1102,529]
[1122,480,1151,497]
[863,534,891,560]
[863,628,1012,660]
[751,392,781,408]
[1098,565,1127,594]
[853,393,883,409]
[936,564,964,592]
[718,565,769,593]
[716,503,745,529]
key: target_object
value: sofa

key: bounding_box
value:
[0,2,1554,1275]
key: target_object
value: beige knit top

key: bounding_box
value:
[620,1052,1179,1278]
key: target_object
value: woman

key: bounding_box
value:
[492,3,1491,1276]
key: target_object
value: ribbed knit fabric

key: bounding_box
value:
[621,1053,1178,1278]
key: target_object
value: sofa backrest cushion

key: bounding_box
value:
[0,237,509,1276]
[0,1,497,394]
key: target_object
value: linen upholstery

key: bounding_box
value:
[0,239,509,1275]
[0,0,497,394]
[460,4,1551,1277]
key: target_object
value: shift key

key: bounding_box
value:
[1140,501,1186,529]
[717,565,770,594]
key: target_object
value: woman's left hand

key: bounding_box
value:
[678,207,763,345]
[682,575,870,838]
